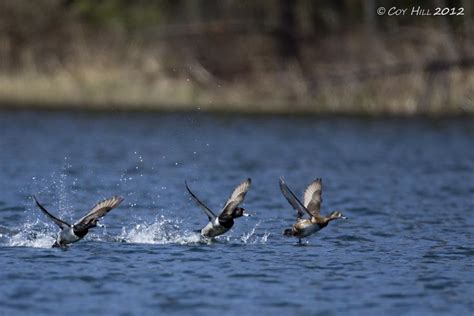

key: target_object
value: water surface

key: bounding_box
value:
[0,111,473,315]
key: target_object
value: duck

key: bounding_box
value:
[185,178,251,238]
[279,177,346,244]
[33,195,123,248]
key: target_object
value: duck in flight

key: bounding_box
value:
[185,178,251,238]
[279,178,346,244]
[33,195,124,248]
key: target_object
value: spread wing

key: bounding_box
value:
[185,181,217,221]
[33,196,70,230]
[74,196,123,229]
[219,178,251,221]
[303,178,322,217]
[279,178,312,219]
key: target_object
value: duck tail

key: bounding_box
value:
[283,228,295,237]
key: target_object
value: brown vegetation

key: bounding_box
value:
[0,0,473,115]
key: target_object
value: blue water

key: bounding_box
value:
[0,111,473,315]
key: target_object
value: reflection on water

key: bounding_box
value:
[0,111,473,315]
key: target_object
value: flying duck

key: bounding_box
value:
[33,195,123,248]
[279,178,346,244]
[185,178,251,238]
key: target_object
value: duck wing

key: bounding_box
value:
[218,178,251,221]
[74,196,123,230]
[279,178,312,219]
[33,196,71,230]
[185,181,217,221]
[303,178,322,217]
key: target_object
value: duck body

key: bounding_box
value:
[283,218,328,238]
[52,226,88,247]
[200,218,234,238]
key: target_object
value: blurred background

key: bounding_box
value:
[0,0,473,115]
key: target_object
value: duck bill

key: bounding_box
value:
[341,216,348,220]
[242,211,251,217]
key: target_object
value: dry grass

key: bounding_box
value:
[1,29,473,116]
[1,65,473,116]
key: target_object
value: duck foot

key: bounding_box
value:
[293,238,309,246]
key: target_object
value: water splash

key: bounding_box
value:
[240,221,270,244]
[1,215,272,248]
[6,220,55,248]
[118,217,271,245]
[119,216,203,245]
[30,162,78,220]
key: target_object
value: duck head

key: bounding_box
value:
[233,207,251,218]
[329,211,347,220]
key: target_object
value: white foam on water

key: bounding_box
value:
[119,216,204,245]
[6,219,56,248]
[118,217,271,245]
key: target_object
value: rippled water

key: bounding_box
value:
[0,111,473,315]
